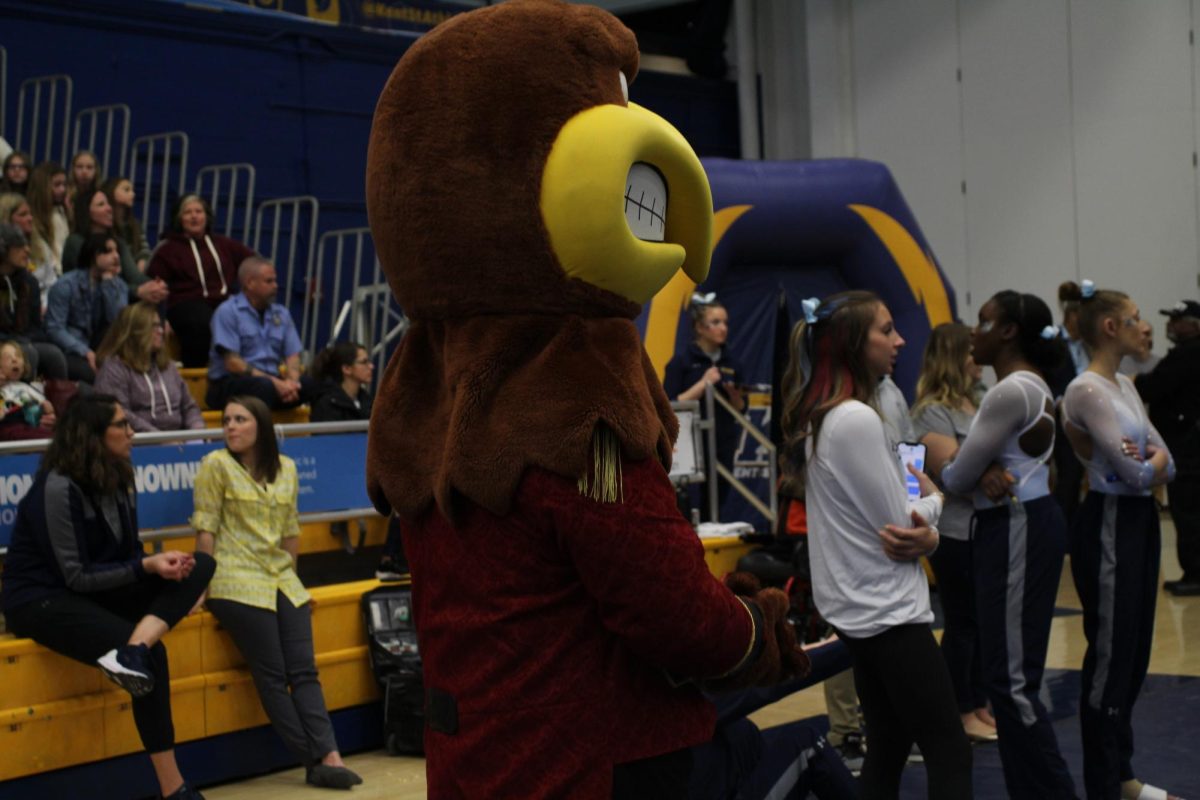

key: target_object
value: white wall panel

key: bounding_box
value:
[1070,0,1198,329]
[958,1,1076,322]
[850,0,969,312]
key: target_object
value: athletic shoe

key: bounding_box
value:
[835,732,866,776]
[97,643,155,697]
[162,783,205,799]
[306,763,364,789]
[908,743,924,763]
[1167,580,1200,596]
[376,555,407,582]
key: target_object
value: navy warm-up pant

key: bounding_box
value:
[1070,492,1160,800]
[973,495,1077,799]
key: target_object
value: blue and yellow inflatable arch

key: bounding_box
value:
[641,158,957,399]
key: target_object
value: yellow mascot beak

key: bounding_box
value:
[540,96,713,305]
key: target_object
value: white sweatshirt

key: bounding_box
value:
[805,400,943,638]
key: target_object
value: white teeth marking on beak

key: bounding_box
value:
[619,71,629,104]
[625,162,666,243]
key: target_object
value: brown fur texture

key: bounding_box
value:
[365,0,679,519]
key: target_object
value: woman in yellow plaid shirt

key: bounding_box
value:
[192,395,363,790]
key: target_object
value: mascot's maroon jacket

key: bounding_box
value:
[362,2,800,797]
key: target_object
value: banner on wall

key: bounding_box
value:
[231,0,473,32]
[0,433,372,548]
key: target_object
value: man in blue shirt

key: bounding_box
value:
[205,256,315,410]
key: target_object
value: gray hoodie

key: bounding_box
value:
[93,356,205,432]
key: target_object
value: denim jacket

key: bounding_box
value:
[44,269,128,356]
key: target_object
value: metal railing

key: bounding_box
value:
[15,74,72,165]
[704,383,777,525]
[252,195,319,337]
[0,420,379,552]
[128,131,190,246]
[194,162,256,242]
[73,104,131,177]
[304,226,403,367]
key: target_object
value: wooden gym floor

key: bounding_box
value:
[204,515,1199,799]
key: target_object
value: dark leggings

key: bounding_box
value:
[5,553,215,753]
[841,623,973,800]
[165,300,216,368]
[64,352,95,383]
[927,536,988,713]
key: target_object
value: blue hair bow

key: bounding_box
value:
[691,292,716,306]
[1080,279,1096,299]
[801,297,821,325]
[1040,325,1059,340]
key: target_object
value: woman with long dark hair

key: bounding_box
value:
[0,223,68,379]
[911,322,996,742]
[0,151,31,195]
[192,396,363,790]
[1060,282,1180,800]
[61,187,167,304]
[941,291,1076,798]
[1,394,214,799]
[310,341,374,423]
[781,290,971,799]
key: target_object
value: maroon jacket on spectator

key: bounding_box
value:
[147,232,254,311]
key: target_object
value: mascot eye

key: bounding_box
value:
[619,71,629,104]
[625,162,667,243]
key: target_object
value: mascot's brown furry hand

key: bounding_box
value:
[706,572,812,691]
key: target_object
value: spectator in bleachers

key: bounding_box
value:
[0,151,31,195]
[102,176,150,272]
[192,395,363,790]
[148,194,255,367]
[205,256,314,410]
[0,224,68,380]
[310,341,374,422]
[61,187,168,304]
[46,232,129,382]
[0,394,214,800]
[95,302,204,433]
[67,149,101,203]
[25,162,70,304]
[0,340,56,440]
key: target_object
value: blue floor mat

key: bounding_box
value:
[897,670,1200,798]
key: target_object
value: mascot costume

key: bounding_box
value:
[366,1,808,796]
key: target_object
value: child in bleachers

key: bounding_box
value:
[102,176,150,271]
[0,340,55,440]
[45,232,129,382]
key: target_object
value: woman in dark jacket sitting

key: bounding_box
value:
[310,341,374,423]
[0,394,214,800]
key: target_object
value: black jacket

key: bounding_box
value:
[310,380,373,423]
[1136,337,1200,450]
[2,470,144,612]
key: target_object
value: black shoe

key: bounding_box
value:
[162,782,205,799]
[306,763,364,789]
[834,732,866,776]
[375,555,406,582]
[97,643,155,697]
[1167,580,1200,596]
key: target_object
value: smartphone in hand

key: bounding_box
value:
[897,442,928,501]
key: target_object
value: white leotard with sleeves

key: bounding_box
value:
[1061,371,1175,496]
[941,371,1056,509]
[805,400,944,639]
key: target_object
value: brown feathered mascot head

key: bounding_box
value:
[366,0,712,521]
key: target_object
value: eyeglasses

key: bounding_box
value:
[109,418,134,432]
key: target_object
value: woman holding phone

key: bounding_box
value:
[664,293,747,518]
[940,291,1076,799]
[781,290,971,799]
[911,322,997,743]
[1060,282,1179,800]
